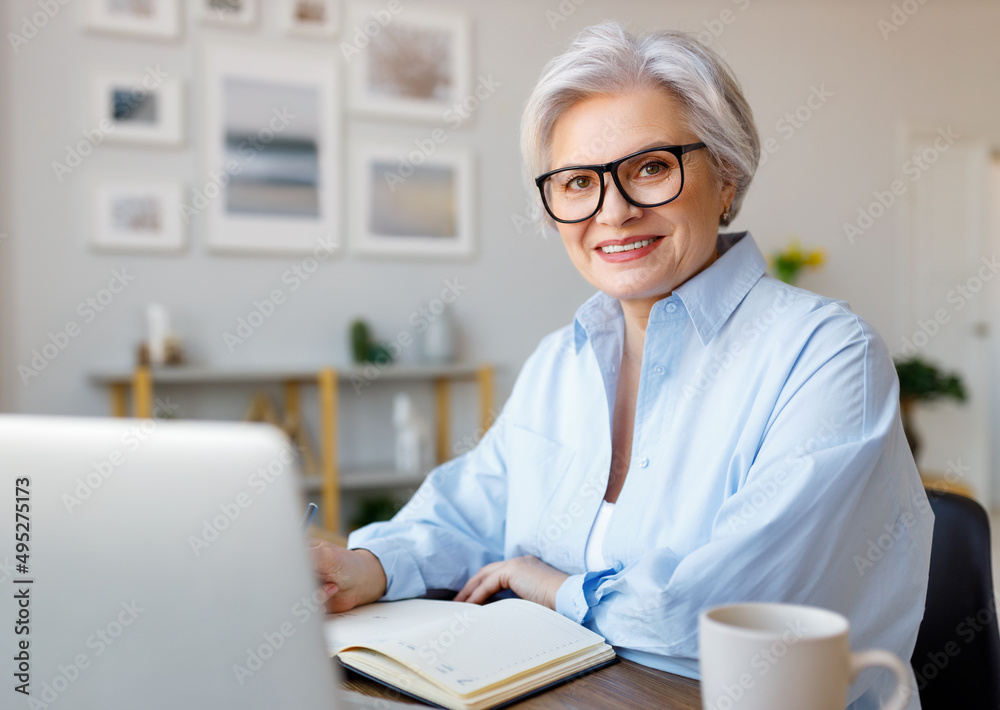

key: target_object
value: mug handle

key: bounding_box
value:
[849,649,912,710]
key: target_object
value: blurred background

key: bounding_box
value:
[0,0,997,524]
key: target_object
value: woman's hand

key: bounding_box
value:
[309,539,387,613]
[454,556,569,610]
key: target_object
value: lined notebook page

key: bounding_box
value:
[326,599,472,651]
[336,598,608,696]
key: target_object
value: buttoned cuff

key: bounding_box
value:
[555,573,590,623]
[346,537,427,601]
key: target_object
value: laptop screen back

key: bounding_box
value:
[0,415,342,710]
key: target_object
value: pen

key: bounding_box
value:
[301,502,318,533]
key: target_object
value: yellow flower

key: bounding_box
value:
[804,249,825,267]
[770,238,825,284]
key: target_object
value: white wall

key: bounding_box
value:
[2,1,999,472]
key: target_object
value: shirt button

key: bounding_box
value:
[654,365,665,375]
[638,457,649,468]
[665,303,677,313]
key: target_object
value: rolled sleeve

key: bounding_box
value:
[556,570,616,624]
[347,537,427,601]
[344,410,510,600]
[555,573,588,623]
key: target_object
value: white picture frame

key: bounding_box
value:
[348,7,471,123]
[285,0,339,38]
[92,71,185,147]
[196,0,257,27]
[204,46,341,255]
[86,0,181,39]
[92,181,186,253]
[352,144,474,259]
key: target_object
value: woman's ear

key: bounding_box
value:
[720,183,737,213]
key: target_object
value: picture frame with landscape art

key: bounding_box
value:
[197,0,257,27]
[92,182,185,253]
[348,7,470,122]
[204,47,340,254]
[285,0,338,38]
[86,0,181,39]
[92,72,184,146]
[352,145,474,258]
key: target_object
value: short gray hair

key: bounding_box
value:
[520,22,760,227]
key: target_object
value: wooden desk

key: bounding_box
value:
[342,658,702,709]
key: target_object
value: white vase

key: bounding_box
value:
[422,309,456,363]
[393,394,420,474]
[147,303,170,366]
[393,393,429,474]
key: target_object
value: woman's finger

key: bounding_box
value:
[461,582,489,605]
[310,540,338,576]
[467,571,507,605]
[455,561,501,600]
[454,571,485,602]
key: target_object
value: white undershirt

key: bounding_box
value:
[584,499,616,571]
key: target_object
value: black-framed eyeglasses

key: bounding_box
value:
[534,142,707,224]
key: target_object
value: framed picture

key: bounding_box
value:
[352,145,474,258]
[348,7,470,122]
[204,47,341,254]
[92,182,186,252]
[86,0,181,39]
[92,72,184,146]
[285,0,338,38]
[196,0,256,26]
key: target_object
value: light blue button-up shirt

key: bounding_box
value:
[348,232,933,709]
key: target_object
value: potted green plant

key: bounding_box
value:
[894,356,967,463]
[350,319,394,366]
[769,239,825,285]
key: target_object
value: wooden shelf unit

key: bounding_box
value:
[90,363,496,533]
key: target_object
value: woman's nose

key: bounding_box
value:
[595,177,642,227]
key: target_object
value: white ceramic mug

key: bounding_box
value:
[699,603,910,710]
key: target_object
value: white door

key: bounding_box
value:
[898,130,993,503]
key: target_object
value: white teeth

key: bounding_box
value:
[601,237,659,254]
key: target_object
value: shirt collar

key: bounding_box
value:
[573,290,622,353]
[573,231,767,352]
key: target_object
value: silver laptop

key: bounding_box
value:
[0,415,408,710]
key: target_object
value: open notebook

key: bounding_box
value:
[324,598,616,710]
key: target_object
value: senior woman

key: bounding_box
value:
[313,23,932,709]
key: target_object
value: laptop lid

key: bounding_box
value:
[0,415,343,710]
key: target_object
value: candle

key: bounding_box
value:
[147,303,170,366]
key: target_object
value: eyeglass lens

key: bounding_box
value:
[542,149,683,222]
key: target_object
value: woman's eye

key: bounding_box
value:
[564,175,593,190]
[638,161,667,177]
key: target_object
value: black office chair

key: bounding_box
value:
[911,490,1000,709]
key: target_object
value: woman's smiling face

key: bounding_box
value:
[547,88,735,303]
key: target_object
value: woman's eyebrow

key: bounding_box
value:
[550,140,684,170]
